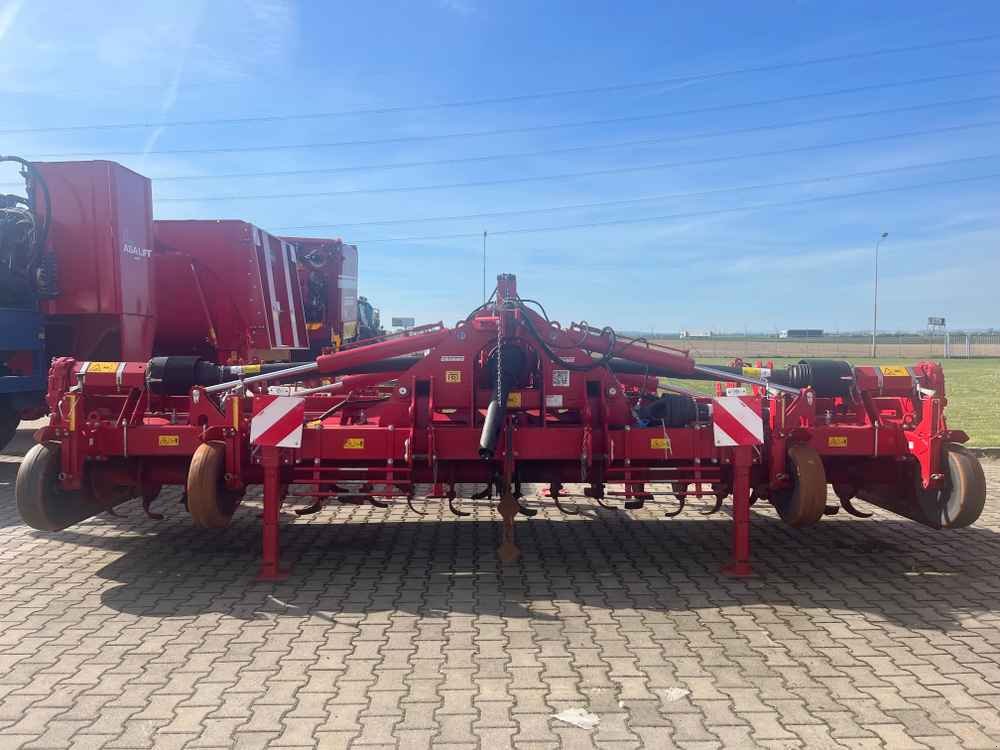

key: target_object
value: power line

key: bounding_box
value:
[6,33,997,135]
[29,87,1000,160]
[315,173,1000,244]
[3,68,988,186]
[269,152,1000,231]
[151,100,1000,202]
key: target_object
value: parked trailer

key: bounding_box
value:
[16,275,985,579]
[153,220,310,363]
[0,156,379,447]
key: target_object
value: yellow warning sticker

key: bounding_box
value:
[880,366,909,377]
[507,392,522,408]
[650,437,671,451]
[158,435,180,447]
[243,364,261,375]
[88,361,119,374]
[827,436,849,448]
[306,420,323,429]
[445,370,462,383]
[343,437,365,449]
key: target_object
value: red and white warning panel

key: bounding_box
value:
[712,396,764,447]
[250,396,306,448]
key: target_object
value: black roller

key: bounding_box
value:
[637,393,706,427]
[783,359,854,397]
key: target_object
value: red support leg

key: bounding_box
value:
[723,446,754,577]
[257,446,289,581]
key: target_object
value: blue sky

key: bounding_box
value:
[2,1,998,332]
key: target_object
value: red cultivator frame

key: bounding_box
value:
[19,275,986,579]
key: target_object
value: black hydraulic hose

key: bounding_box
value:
[0,156,51,267]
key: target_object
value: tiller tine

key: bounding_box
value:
[823,504,840,516]
[548,482,580,515]
[516,501,537,517]
[447,486,470,517]
[840,497,874,519]
[406,491,427,516]
[471,481,494,500]
[665,495,686,518]
[701,495,725,516]
[142,486,164,521]
[295,499,325,516]
[368,496,391,509]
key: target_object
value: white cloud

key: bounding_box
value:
[0,0,23,42]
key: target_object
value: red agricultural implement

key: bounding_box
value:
[16,274,986,579]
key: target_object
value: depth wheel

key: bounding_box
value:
[917,443,986,529]
[187,442,243,528]
[771,443,826,527]
[16,443,99,531]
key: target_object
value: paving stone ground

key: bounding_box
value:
[1,425,999,749]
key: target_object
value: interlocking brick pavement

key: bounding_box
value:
[1,426,999,748]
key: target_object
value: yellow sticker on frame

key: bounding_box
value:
[158,435,180,447]
[506,392,522,407]
[88,362,119,374]
[343,437,365,449]
[827,436,849,447]
[445,370,462,383]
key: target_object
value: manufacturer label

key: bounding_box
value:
[88,362,120,374]
[880,366,909,377]
[445,370,462,383]
[552,369,570,387]
[650,437,671,451]
[158,435,180,447]
[267,386,291,396]
[440,355,465,362]
[343,437,365,449]
[122,242,152,259]
[506,392,522,407]
[827,436,849,448]
[725,387,749,396]
[545,394,563,408]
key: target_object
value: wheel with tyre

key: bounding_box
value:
[187,442,244,528]
[771,443,827,527]
[915,443,986,529]
[16,442,104,531]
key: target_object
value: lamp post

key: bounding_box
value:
[871,231,888,357]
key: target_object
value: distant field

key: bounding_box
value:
[661,356,1000,447]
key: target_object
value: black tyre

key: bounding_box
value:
[916,443,986,529]
[16,443,101,531]
[771,443,827,527]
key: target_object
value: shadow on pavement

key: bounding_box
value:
[30,494,1000,631]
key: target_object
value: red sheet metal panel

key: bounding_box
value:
[153,220,308,362]
[32,160,156,361]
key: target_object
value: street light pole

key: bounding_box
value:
[482,230,487,304]
[871,231,888,357]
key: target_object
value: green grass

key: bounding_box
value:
[665,357,1000,447]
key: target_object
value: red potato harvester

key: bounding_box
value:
[16,274,985,579]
